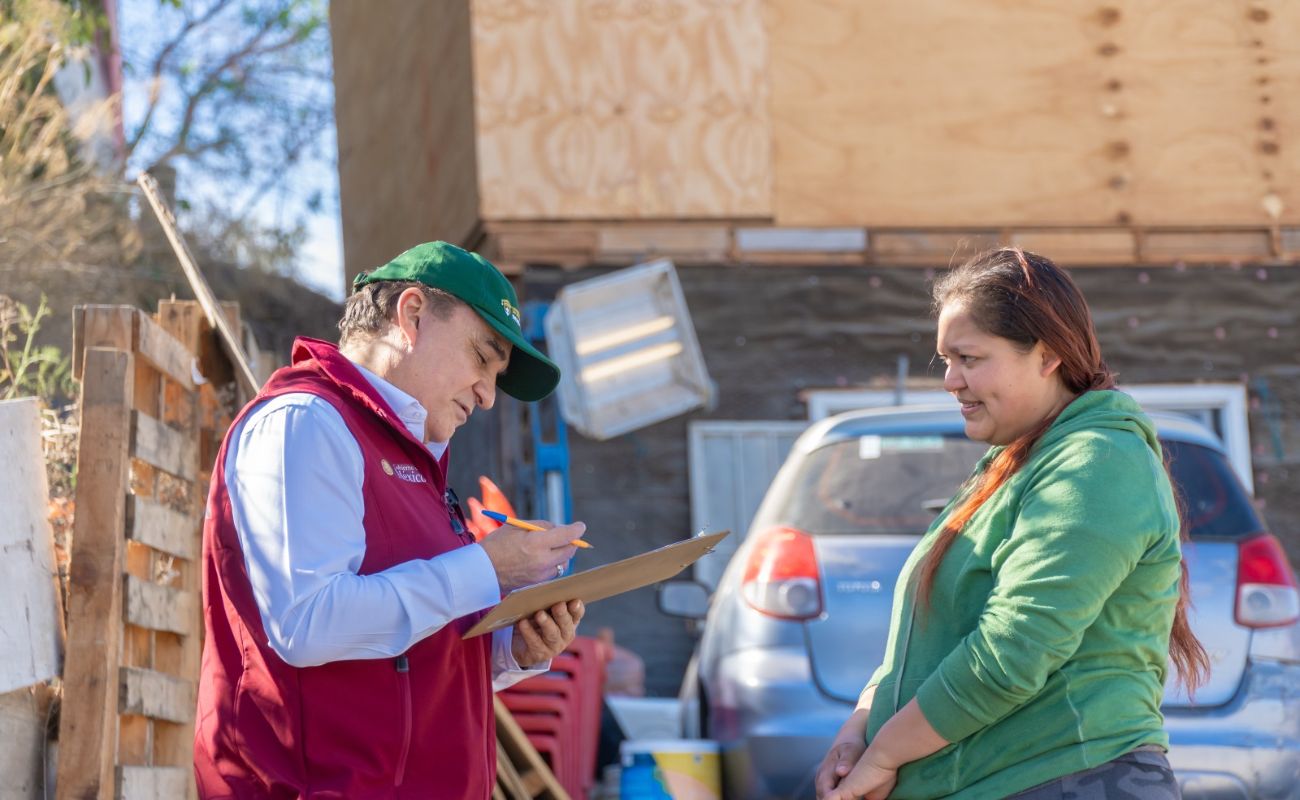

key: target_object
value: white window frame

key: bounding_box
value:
[804,383,1253,494]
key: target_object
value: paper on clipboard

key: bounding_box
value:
[463,530,729,639]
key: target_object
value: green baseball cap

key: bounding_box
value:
[352,241,560,402]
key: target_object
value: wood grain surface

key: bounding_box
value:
[768,0,1300,227]
[471,0,772,220]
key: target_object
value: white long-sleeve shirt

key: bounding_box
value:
[222,361,543,690]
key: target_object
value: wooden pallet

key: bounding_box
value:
[57,303,236,800]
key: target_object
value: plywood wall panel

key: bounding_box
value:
[768,0,1300,228]
[1121,0,1300,224]
[471,0,772,220]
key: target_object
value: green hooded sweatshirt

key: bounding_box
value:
[863,389,1182,799]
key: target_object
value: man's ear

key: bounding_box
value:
[394,287,426,347]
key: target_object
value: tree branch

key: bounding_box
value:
[126,0,236,157]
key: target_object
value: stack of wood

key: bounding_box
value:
[53,303,239,799]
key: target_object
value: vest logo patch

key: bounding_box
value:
[380,459,395,476]
[392,463,427,484]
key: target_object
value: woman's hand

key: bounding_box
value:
[815,702,872,799]
[814,737,867,798]
[820,750,898,800]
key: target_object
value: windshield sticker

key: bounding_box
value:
[859,436,883,459]
[859,435,947,459]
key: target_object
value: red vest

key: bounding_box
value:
[194,337,495,799]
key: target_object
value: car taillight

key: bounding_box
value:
[1235,533,1300,628]
[741,526,822,620]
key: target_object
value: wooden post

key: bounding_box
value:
[153,303,208,800]
[57,347,135,800]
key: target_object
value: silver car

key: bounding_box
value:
[660,405,1300,800]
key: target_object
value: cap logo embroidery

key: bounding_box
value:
[501,298,521,327]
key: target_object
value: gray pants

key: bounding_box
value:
[1006,747,1180,799]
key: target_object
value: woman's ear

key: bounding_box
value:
[1038,343,1064,378]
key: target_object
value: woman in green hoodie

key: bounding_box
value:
[815,249,1209,800]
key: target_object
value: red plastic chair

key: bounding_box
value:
[521,732,571,793]
[512,711,581,793]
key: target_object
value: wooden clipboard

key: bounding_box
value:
[463,530,729,639]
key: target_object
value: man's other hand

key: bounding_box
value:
[479,519,585,593]
[511,599,584,668]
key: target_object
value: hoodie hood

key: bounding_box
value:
[973,389,1161,474]
[1041,389,1161,456]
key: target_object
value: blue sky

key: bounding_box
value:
[117,0,345,301]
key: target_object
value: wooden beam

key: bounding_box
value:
[57,347,135,800]
[137,173,260,397]
[72,306,197,391]
[1141,229,1273,262]
[72,306,135,381]
[596,225,731,263]
[136,312,197,391]
[127,496,198,560]
[1009,229,1136,265]
[132,412,198,481]
[123,576,196,637]
[118,667,195,724]
[116,766,190,800]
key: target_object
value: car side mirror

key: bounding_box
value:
[657,580,711,620]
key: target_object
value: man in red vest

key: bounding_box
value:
[195,241,588,798]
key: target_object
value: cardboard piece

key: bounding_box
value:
[464,531,729,639]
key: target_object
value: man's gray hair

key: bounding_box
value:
[338,281,462,346]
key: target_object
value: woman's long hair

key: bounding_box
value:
[920,247,1209,692]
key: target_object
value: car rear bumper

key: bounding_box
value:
[1163,660,1300,800]
[707,646,849,799]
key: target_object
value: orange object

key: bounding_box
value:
[464,476,517,541]
[464,496,492,541]
[480,476,517,518]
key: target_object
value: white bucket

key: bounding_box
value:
[619,739,721,800]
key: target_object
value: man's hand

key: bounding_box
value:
[511,599,584,668]
[479,520,585,594]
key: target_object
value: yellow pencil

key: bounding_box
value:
[482,510,593,549]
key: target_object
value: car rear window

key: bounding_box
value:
[758,435,1263,540]
[1164,440,1264,540]
[760,435,989,536]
